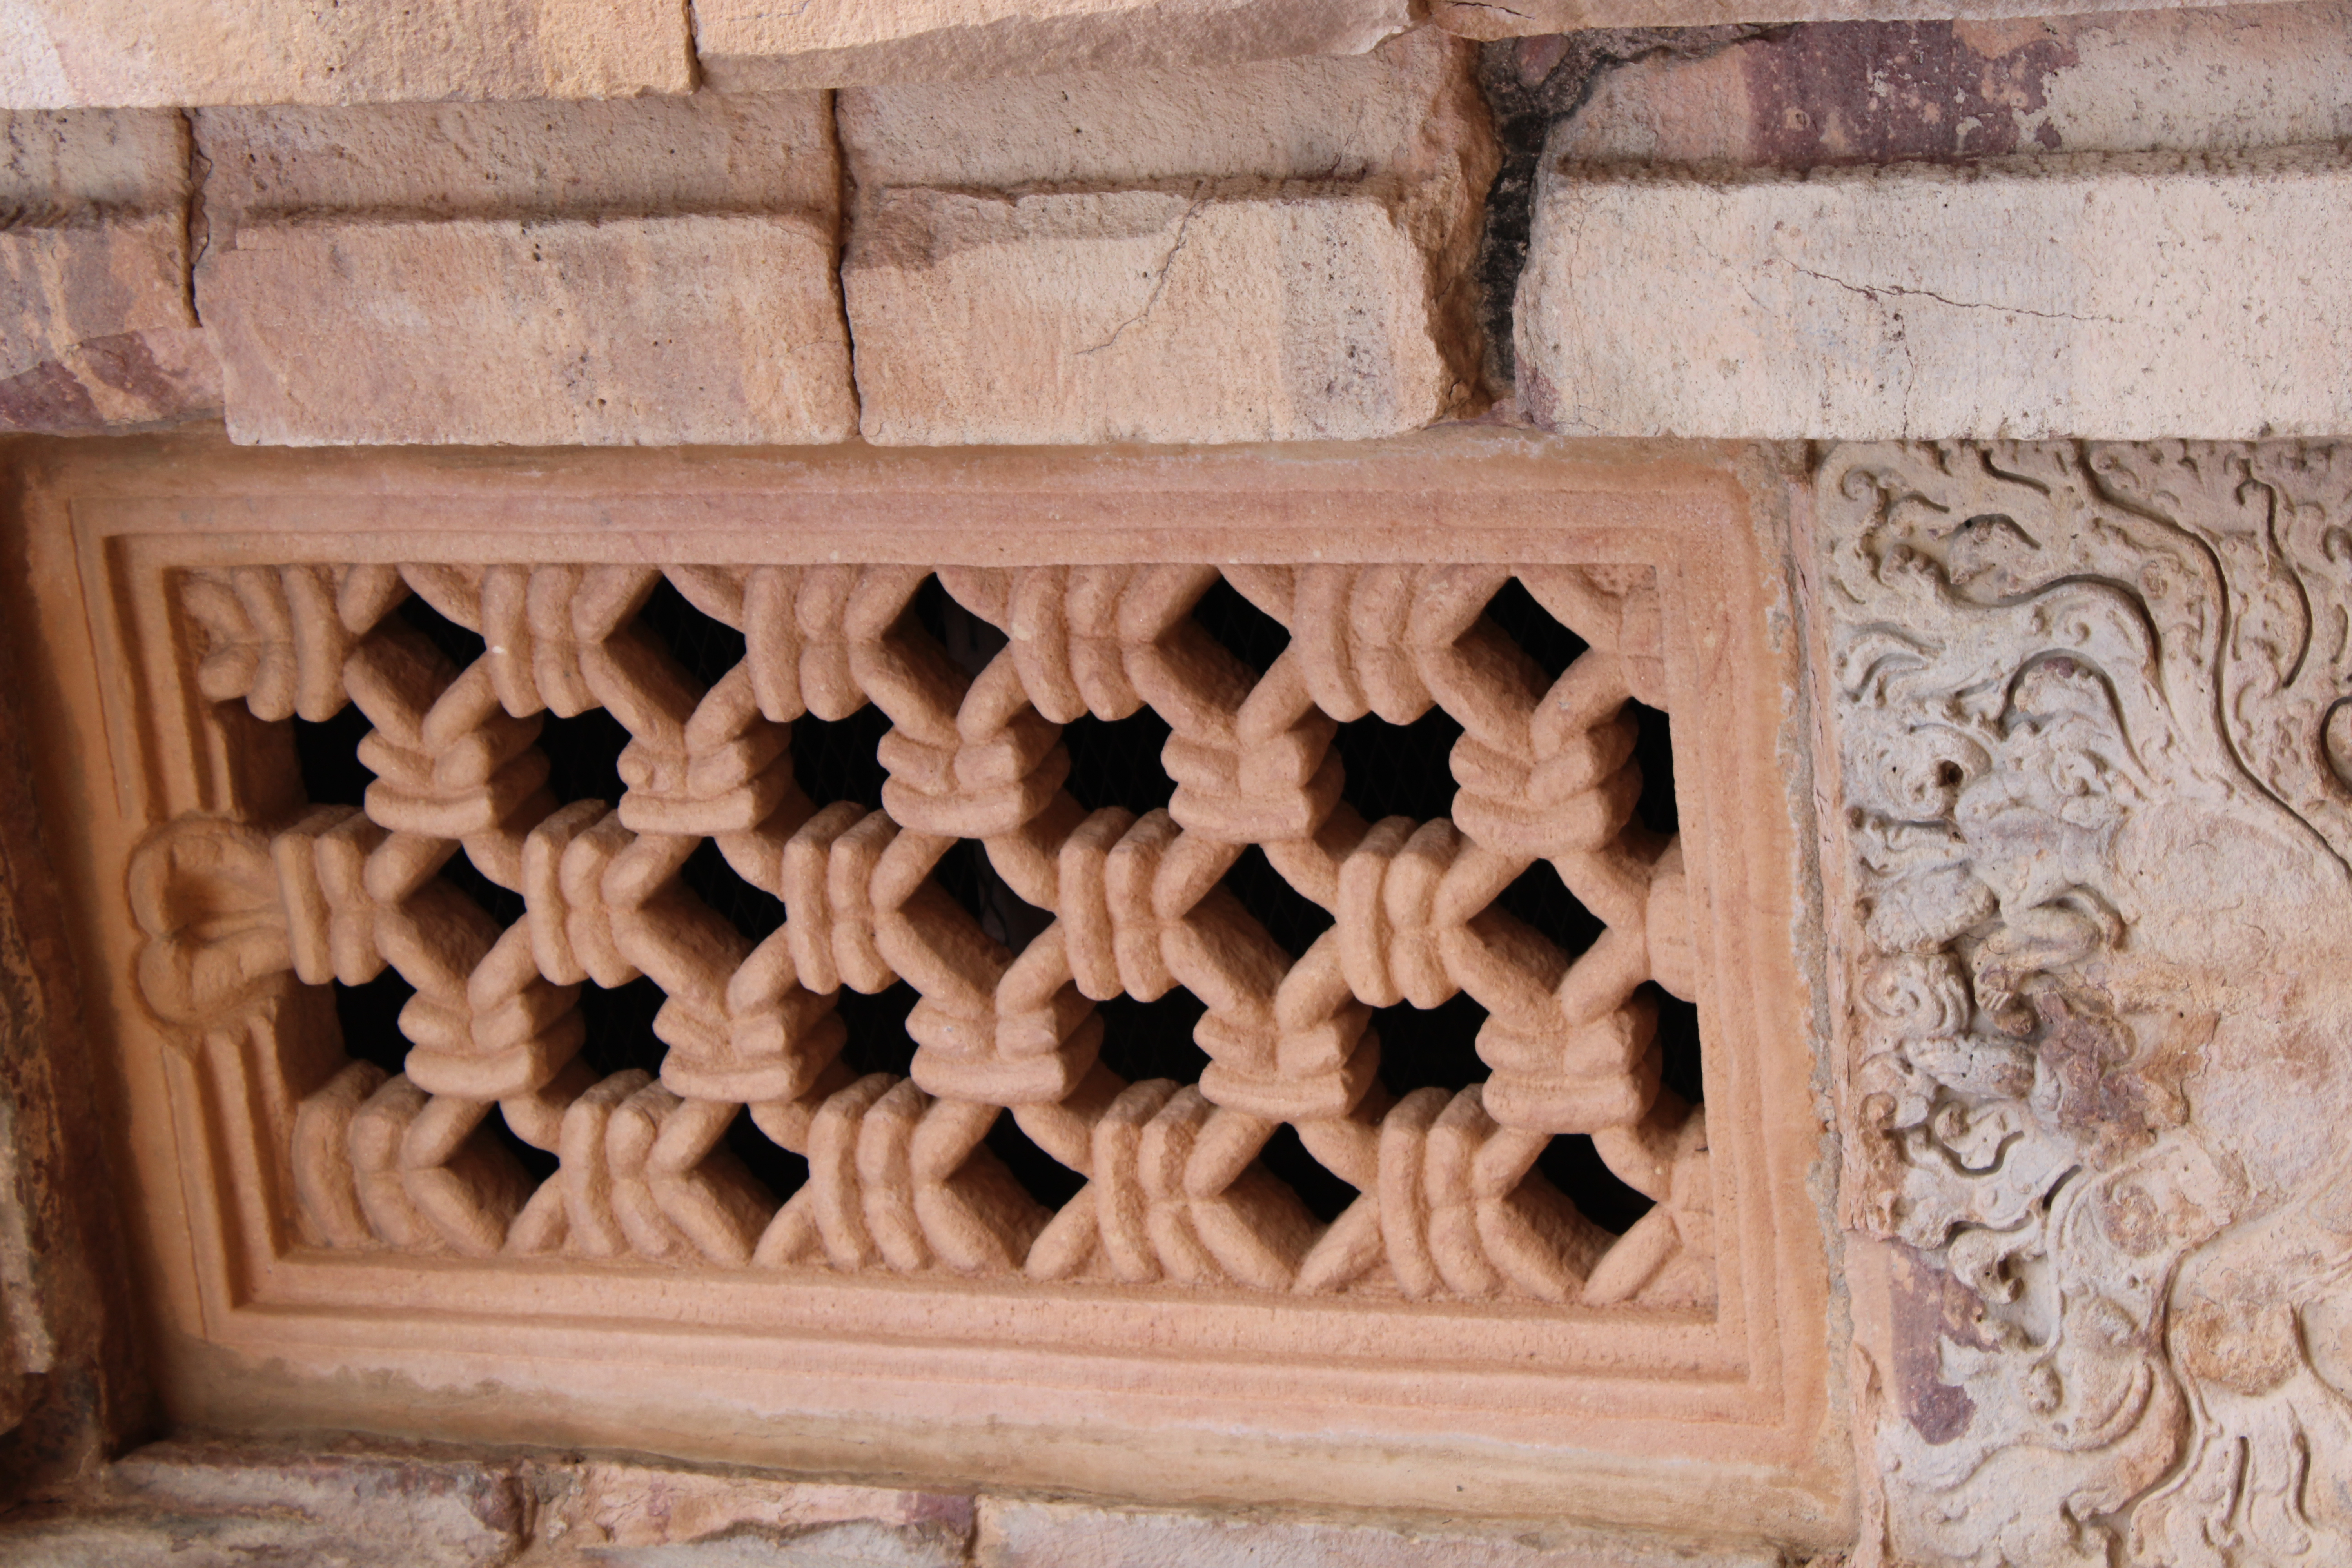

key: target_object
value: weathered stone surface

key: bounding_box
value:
[0,214,161,1501]
[200,213,855,446]
[1517,147,2352,439]
[4,106,188,210]
[1816,440,2352,1566]
[839,28,1484,196]
[1552,4,2352,166]
[0,1511,427,1566]
[188,94,851,448]
[110,1439,528,1559]
[847,187,1455,445]
[0,1444,975,1566]
[558,1519,965,1566]
[10,431,1835,1537]
[1,109,218,432]
[192,94,840,249]
[537,1462,972,1565]
[840,30,1494,443]
[1433,0,2302,38]
[0,214,218,432]
[975,1499,1786,1567]
[696,0,1411,91]
[0,0,691,110]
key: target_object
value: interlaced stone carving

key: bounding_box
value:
[140,558,1708,1307]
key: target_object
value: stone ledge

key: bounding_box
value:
[0,1437,1812,1566]
[1515,147,2352,439]
[1548,3,2352,167]
[975,1498,1793,1567]
[1,0,692,110]
[1431,0,2316,38]
[695,0,1413,92]
[191,95,841,251]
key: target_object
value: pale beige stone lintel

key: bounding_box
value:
[1517,149,2352,441]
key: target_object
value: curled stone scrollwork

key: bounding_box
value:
[1822,441,2352,1567]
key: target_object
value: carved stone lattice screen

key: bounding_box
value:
[8,435,1839,1539]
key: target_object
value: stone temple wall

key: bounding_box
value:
[2,5,2349,1565]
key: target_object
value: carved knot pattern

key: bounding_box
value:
[136,557,1708,1310]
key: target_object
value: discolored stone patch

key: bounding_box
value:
[1742,21,2078,165]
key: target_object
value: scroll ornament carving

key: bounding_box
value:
[1823,442,2352,1566]
[134,557,1713,1307]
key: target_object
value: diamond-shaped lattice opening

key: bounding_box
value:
[1062,709,1178,817]
[987,1110,1087,1212]
[1191,572,1292,673]
[637,573,747,688]
[249,557,1708,1304]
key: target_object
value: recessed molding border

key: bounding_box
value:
[1,429,1845,1546]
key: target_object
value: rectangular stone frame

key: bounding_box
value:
[1,429,1844,1544]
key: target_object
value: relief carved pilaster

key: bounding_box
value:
[1822,441,2352,1566]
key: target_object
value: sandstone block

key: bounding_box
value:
[846,187,1457,445]
[1432,0,2301,36]
[199,214,855,447]
[92,1440,525,1565]
[839,30,1492,445]
[0,212,220,433]
[1516,148,2352,439]
[1,0,691,109]
[0,1513,391,1566]
[1551,4,2352,167]
[974,1499,1787,1568]
[839,27,1483,195]
[1,109,219,432]
[539,1461,971,1565]
[4,106,188,210]
[696,0,1411,91]
[193,94,840,249]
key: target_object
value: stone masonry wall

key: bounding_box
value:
[5,1,2349,443]
[4,4,2352,1566]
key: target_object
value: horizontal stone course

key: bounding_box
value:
[838,42,1472,192]
[1550,3,2352,167]
[696,0,1413,91]
[192,95,841,244]
[1,0,692,109]
[846,186,1456,445]
[974,1498,1789,1567]
[1516,147,2352,439]
[187,94,853,448]
[200,214,856,447]
[838,29,1491,445]
[0,1441,975,1565]
[1432,0,2313,36]
[0,1438,1804,1565]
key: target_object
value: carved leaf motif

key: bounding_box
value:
[1823,441,2352,1567]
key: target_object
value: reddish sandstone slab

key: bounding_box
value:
[201,215,856,447]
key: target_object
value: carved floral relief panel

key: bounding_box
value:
[1820,441,2352,1568]
[5,433,1837,1539]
